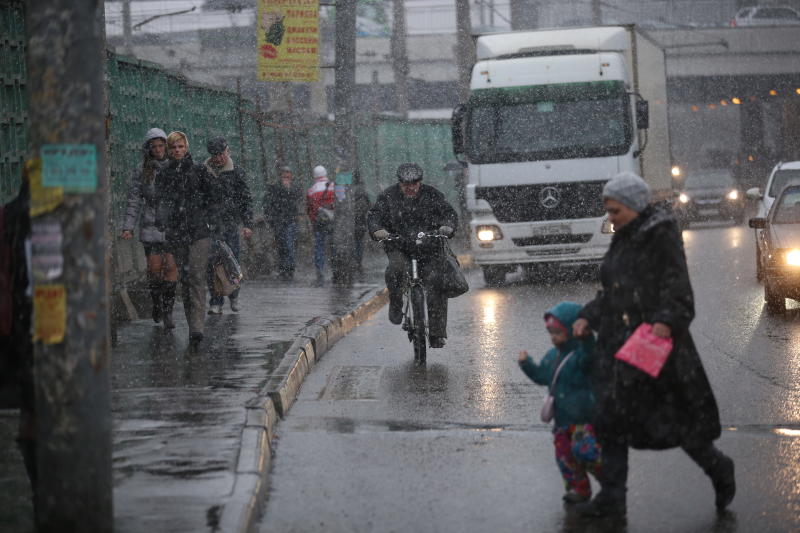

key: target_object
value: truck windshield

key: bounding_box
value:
[467,81,632,164]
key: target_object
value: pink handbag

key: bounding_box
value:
[614,323,673,378]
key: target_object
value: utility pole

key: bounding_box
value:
[391,0,409,118]
[331,0,357,285]
[591,0,602,26]
[509,0,538,30]
[122,0,133,54]
[25,0,113,531]
[455,0,474,103]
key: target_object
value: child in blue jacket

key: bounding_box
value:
[518,301,602,503]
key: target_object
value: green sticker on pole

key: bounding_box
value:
[336,171,353,185]
[42,144,97,192]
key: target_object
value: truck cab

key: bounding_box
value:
[452,26,671,285]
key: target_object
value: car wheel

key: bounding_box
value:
[756,245,764,282]
[765,281,785,315]
[482,266,506,286]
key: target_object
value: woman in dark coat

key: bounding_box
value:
[572,172,735,517]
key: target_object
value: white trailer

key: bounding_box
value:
[452,25,672,284]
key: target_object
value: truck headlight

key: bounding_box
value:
[727,190,739,200]
[786,249,800,266]
[678,193,690,204]
[476,225,502,241]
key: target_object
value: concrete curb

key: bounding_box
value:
[218,286,389,533]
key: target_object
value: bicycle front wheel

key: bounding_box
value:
[410,284,427,366]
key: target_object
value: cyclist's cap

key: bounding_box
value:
[396,163,423,183]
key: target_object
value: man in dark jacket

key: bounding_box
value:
[204,137,253,313]
[367,163,458,348]
[157,131,222,342]
[573,172,735,517]
[263,166,303,280]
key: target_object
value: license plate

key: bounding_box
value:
[698,208,718,216]
[532,223,571,236]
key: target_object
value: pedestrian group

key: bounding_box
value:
[121,127,369,343]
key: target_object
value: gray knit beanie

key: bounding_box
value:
[602,171,651,212]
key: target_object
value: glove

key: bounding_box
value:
[439,225,454,237]
[373,229,389,241]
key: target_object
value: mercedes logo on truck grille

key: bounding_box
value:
[539,186,561,209]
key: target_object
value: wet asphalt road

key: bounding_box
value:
[259,222,800,533]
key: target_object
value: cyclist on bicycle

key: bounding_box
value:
[367,163,459,348]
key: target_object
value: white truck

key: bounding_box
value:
[452,25,672,285]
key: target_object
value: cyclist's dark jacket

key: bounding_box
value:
[367,183,458,255]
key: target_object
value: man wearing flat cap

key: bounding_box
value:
[205,137,254,314]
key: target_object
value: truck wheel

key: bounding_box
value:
[765,281,785,315]
[482,266,506,286]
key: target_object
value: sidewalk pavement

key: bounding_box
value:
[1,244,473,533]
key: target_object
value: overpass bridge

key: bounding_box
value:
[646,26,800,184]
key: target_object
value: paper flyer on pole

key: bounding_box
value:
[257,0,320,82]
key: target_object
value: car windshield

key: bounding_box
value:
[754,7,799,19]
[771,187,800,224]
[768,169,800,197]
[467,80,632,164]
[685,170,734,189]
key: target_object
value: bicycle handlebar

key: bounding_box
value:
[378,231,448,244]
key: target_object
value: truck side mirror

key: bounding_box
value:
[635,100,649,130]
[452,105,467,156]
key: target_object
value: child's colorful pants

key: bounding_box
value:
[553,423,602,497]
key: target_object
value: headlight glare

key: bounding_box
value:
[678,193,690,204]
[787,249,800,266]
[476,225,502,241]
[727,190,739,200]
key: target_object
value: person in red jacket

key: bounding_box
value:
[306,165,335,285]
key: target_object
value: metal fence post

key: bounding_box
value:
[24,0,113,530]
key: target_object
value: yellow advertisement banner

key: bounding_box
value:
[257,0,320,82]
[34,284,66,344]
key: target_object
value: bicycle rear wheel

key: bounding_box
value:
[410,285,427,366]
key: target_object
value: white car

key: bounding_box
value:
[731,5,800,27]
[747,161,800,280]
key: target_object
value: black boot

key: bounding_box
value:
[161,281,177,329]
[577,438,628,517]
[149,278,162,323]
[684,444,736,510]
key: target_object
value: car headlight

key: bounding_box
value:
[786,249,800,266]
[727,190,739,200]
[476,225,502,241]
[678,193,690,204]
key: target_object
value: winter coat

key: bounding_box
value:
[263,181,303,226]
[367,183,458,255]
[121,158,169,243]
[156,154,222,245]
[519,302,596,428]
[306,176,335,225]
[204,157,254,231]
[579,203,721,450]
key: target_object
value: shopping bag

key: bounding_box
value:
[213,264,239,296]
[210,239,243,297]
[614,323,673,378]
